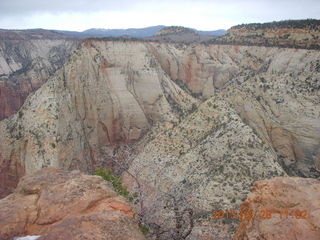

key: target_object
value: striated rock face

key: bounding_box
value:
[0,37,78,120]
[234,177,320,240]
[0,168,146,240]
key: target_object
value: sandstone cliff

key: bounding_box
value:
[0,168,146,240]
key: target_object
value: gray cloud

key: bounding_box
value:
[0,0,137,15]
[1,0,318,15]
[0,0,319,30]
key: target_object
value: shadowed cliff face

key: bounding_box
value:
[0,40,319,239]
[0,39,78,120]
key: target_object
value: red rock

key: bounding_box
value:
[0,152,25,199]
[234,177,320,240]
[0,168,146,240]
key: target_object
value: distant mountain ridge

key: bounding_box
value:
[0,26,226,42]
[56,25,227,38]
[57,25,166,38]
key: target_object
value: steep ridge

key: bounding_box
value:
[125,95,286,239]
[0,40,319,239]
[0,37,78,120]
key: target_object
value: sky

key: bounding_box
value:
[0,0,319,31]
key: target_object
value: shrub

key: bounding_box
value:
[96,168,130,197]
[139,224,149,235]
[96,168,140,204]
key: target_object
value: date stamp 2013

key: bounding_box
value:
[210,209,308,220]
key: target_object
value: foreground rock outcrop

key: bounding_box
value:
[0,168,146,240]
[234,177,320,240]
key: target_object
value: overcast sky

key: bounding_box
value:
[1,0,319,31]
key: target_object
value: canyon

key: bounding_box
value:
[0,22,319,239]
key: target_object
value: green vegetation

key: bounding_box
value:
[139,224,150,235]
[231,19,320,31]
[156,26,195,36]
[18,111,24,118]
[95,168,138,203]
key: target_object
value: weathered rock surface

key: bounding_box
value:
[125,95,286,239]
[0,168,146,240]
[0,37,78,120]
[234,177,320,240]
